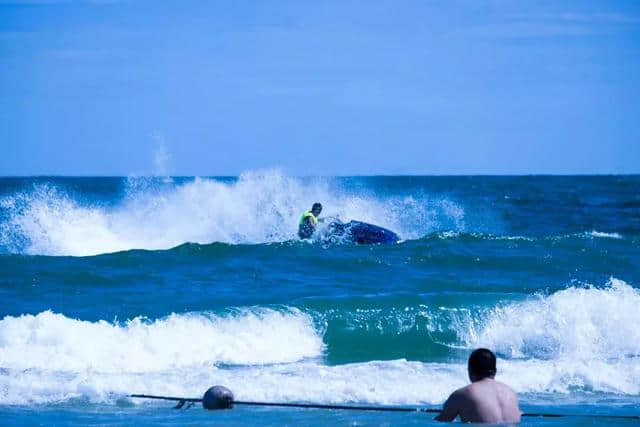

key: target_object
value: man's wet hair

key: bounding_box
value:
[468,348,497,379]
[312,203,322,212]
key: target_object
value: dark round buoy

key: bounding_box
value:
[202,385,234,410]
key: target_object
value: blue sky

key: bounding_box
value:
[1,0,639,175]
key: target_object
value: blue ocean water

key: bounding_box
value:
[0,172,639,425]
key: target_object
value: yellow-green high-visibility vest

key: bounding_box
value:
[299,211,318,226]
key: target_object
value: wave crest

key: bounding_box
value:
[469,278,640,361]
[0,172,464,256]
[0,308,323,372]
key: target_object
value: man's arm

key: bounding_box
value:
[434,390,462,422]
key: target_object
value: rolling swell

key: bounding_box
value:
[2,279,637,365]
[306,278,640,364]
[1,175,639,409]
[1,229,638,322]
[1,279,639,405]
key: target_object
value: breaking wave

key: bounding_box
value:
[0,308,323,373]
[1,279,639,405]
[0,171,464,256]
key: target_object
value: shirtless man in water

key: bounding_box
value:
[435,348,521,423]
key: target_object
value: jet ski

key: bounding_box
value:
[324,219,400,244]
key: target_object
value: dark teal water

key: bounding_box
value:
[0,174,639,425]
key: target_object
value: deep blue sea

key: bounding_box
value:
[1,173,639,425]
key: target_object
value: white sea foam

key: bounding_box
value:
[0,171,461,256]
[0,309,323,373]
[436,231,625,242]
[587,230,623,239]
[544,231,625,242]
[0,359,467,406]
[2,356,638,406]
[438,279,640,394]
[467,278,640,361]
[2,280,639,406]
[434,231,534,241]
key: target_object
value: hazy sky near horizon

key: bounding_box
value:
[1,0,639,175]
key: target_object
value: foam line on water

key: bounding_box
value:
[587,230,623,239]
[0,309,323,373]
[0,360,462,406]
[432,230,626,242]
[3,356,639,406]
[0,171,464,256]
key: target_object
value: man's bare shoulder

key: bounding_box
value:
[449,384,475,400]
[494,380,519,401]
[440,385,475,410]
[434,385,473,422]
[489,379,518,394]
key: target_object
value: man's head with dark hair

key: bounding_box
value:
[311,203,322,216]
[468,348,497,382]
